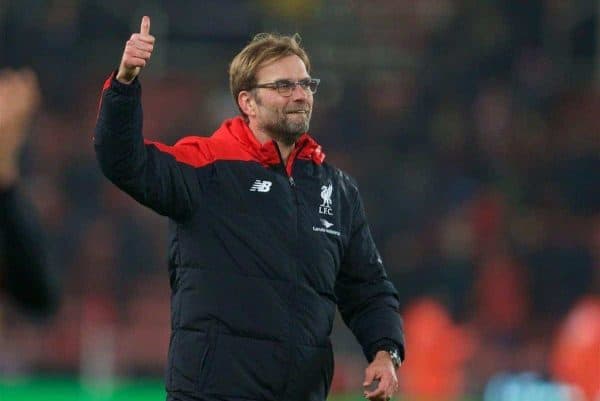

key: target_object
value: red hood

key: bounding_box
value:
[213,116,325,175]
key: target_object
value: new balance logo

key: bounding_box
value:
[249,180,272,192]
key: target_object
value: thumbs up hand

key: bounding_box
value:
[116,16,155,84]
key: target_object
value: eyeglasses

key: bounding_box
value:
[252,78,320,97]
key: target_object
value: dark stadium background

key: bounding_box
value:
[1,1,598,400]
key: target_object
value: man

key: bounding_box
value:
[95,16,404,401]
[0,68,58,317]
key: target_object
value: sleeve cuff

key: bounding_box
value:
[369,338,405,362]
[107,70,141,96]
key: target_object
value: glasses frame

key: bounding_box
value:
[252,78,320,97]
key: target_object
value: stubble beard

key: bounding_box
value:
[256,96,312,146]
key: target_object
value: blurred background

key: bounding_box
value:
[1,1,599,400]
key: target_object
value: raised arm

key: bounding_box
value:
[0,68,58,317]
[94,16,204,220]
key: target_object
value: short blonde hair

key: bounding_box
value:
[229,33,311,116]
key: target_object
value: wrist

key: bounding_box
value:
[374,348,402,369]
[109,70,141,96]
[115,65,137,85]
[115,71,135,85]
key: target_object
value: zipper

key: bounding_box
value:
[274,142,297,187]
[273,141,304,399]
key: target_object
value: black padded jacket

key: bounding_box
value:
[94,74,404,401]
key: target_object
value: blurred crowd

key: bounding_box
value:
[1,1,598,400]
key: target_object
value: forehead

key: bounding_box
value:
[256,55,309,82]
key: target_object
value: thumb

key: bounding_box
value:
[140,16,150,35]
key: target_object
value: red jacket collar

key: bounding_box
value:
[214,116,325,173]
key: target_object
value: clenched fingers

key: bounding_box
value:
[122,38,154,69]
[116,16,154,83]
[125,42,152,59]
[364,377,396,400]
[129,33,155,46]
[363,371,398,400]
[128,37,154,52]
[0,68,40,121]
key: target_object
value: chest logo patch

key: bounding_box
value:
[319,183,334,215]
[250,180,272,192]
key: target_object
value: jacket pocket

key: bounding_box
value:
[166,329,210,393]
[204,333,286,401]
[289,343,334,401]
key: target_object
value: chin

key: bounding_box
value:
[288,119,310,134]
[280,132,302,146]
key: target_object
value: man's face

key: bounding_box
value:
[251,55,313,146]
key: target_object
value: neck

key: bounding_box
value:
[248,120,294,164]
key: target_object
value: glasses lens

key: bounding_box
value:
[276,81,294,96]
[295,79,311,93]
[272,79,319,96]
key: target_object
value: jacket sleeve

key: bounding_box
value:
[335,185,405,362]
[0,185,59,317]
[94,73,204,220]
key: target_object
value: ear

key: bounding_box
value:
[238,90,257,118]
